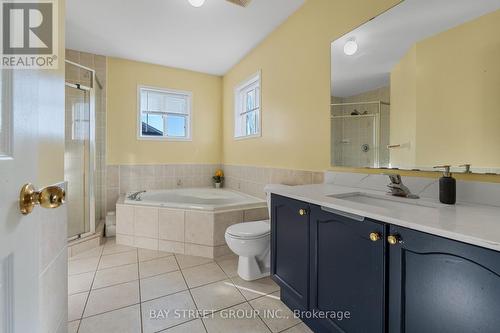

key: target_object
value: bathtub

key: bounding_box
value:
[124,188,266,211]
[116,188,269,258]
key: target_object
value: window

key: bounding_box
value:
[234,72,261,139]
[138,86,192,140]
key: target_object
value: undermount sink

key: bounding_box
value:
[328,192,442,210]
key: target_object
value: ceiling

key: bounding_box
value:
[66,0,304,76]
[331,0,500,98]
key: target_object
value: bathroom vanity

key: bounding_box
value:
[269,181,500,333]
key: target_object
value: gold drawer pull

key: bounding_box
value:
[387,235,401,245]
[369,232,381,242]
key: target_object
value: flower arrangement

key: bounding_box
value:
[213,169,224,184]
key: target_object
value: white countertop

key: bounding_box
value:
[268,184,500,252]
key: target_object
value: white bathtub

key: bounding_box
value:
[124,188,266,211]
[116,188,269,258]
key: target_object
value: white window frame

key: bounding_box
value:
[234,71,261,140]
[137,85,192,141]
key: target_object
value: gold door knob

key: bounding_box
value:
[369,232,381,242]
[19,183,66,215]
[387,235,400,245]
[299,208,308,216]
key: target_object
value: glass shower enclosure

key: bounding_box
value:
[65,60,100,239]
[331,101,390,168]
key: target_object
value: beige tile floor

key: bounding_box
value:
[68,238,313,333]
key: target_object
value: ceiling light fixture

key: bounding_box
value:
[188,0,206,7]
[343,39,358,56]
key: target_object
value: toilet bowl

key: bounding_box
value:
[225,220,270,281]
[225,185,288,281]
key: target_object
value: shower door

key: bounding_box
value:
[65,83,94,238]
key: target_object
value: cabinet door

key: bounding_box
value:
[389,226,500,333]
[309,206,386,333]
[271,194,310,310]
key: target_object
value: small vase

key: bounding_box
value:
[214,182,221,189]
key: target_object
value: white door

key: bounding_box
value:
[0,15,67,333]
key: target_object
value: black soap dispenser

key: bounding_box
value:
[434,165,456,205]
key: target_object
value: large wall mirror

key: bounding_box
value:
[331,0,500,174]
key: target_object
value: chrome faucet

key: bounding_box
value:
[128,190,146,201]
[385,174,419,199]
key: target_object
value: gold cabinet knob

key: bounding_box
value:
[19,183,66,215]
[387,235,400,245]
[369,232,381,242]
[299,208,308,216]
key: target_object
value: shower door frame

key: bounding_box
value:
[65,60,96,240]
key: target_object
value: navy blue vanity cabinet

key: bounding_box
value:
[271,194,311,311]
[388,225,500,333]
[309,206,387,333]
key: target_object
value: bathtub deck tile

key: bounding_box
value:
[159,208,185,242]
[184,211,214,246]
[134,206,159,239]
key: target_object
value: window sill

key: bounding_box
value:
[234,133,261,141]
[137,136,192,142]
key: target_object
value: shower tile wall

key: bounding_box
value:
[331,86,390,167]
[66,49,107,224]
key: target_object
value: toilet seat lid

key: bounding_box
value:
[226,220,270,239]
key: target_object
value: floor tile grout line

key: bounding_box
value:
[153,317,200,333]
[138,253,175,263]
[71,242,285,332]
[75,243,104,333]
[73,251,171,276]
[214,259,273,333]
[71,266,227,303]
[101,248,139,257]
[173,254,217,270]
[172,254,209,333]
[199,299,252,332]
[199,299,249,318]
[70,249,210,277]
[72,266,253,323]
[245,295,275,333]
[79,302,142,321]
[68,246,105,261]
[68,264,140,294]
[76,249,143,322]
[136,250,144,333]
[277,322,306,333]
[226,274,276,302]
[71,259,138,276]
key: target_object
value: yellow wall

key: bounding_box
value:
[222,0,401,171]
[390,45,417,168]
[417,9,500,168]
[107,58,222,165]
[390,9,500,169]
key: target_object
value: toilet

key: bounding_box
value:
[225,220,270,281]
[225,186,285,281]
